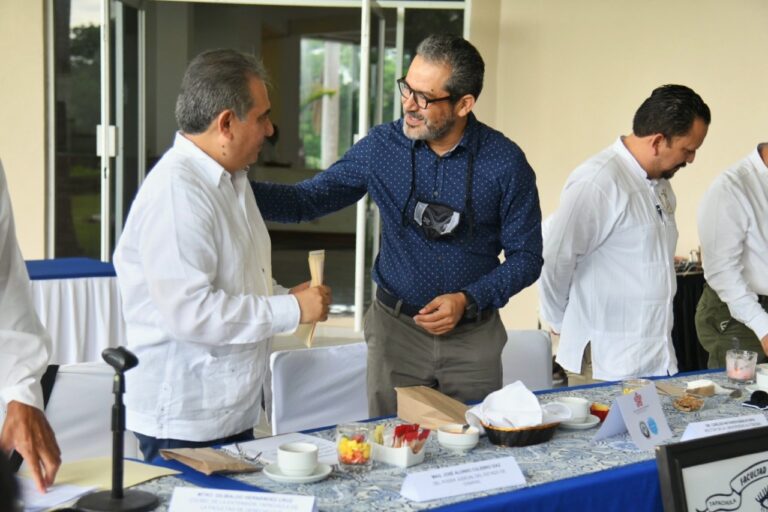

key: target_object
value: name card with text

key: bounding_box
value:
[400,456,525,502]
[169,487,317,512]
[593,382,672,450]
[680,414,768,442]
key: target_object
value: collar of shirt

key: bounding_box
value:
[613,136,656,183]
[173,132,245,187]
[749,145,768,174]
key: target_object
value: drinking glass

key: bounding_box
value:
[726,349,757,384]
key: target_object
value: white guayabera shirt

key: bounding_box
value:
[539,137,679,381]
[114,134,300,441]
[0,159,51,413]
[699,147,768,340]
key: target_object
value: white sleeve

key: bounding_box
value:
[539,179,615,332]
[126,172,300,345]
[0,161,51,410]
[699,180,768,340]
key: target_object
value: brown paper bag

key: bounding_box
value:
[159,447,259,475]
[395,386,469,430]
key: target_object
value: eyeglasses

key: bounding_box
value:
[397,78,453,110]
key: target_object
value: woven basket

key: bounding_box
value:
[482,421,560,447]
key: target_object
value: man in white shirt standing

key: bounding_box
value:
[696,143,768,368]
[0,160,61,493]
[114,49,331,461]
[539,85,710,385]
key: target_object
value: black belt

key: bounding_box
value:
[376,287,493,326]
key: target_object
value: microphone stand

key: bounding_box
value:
[76,347,158,512]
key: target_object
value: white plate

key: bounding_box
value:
[263,463,332,484]
[745,384,768,394]
[559,414,600,430]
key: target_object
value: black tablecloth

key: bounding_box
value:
[672,271,709,371]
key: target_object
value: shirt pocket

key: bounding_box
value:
[201,346,264,411]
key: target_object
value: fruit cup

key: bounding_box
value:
[336,423,373,472]
[590,402,610,422]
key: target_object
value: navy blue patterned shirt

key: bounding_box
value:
[251,113,542,311]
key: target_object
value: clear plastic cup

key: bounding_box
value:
[726,349,757,384]
[621,378,653,395]
[336,423,373,472]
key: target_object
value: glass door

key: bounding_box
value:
[49,0,145,261]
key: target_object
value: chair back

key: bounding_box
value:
[502,330,553,391]
[270,342,368,435]
[44,362,140,462]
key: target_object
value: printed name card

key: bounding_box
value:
[168,487,317,512]
[680,414,768,442]
[593,382,672,450]
[400,456,525,502]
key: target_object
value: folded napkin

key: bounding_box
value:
[465,381,572,433]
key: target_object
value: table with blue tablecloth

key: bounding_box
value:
[26,257,125,364]
[129,370,758,512]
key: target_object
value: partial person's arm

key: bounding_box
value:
[538,179,616,333]
[415,156,543,334]
[251,137,370,222]
[698,180,768,349]
[0,161,60,493]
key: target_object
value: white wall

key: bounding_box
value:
[474,0,768,330]
[0,0,46,258]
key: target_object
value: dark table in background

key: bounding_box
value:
[672,271,709,372]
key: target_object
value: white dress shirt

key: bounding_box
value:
[0,159,51,411]
[699,146,768,340]
[539,137,679,380]
[114,133,300,441]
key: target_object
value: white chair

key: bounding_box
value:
[270,342,368,435]
[502,330,553,391]
[43,362,140,463]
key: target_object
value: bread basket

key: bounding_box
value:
[482,421,559,447]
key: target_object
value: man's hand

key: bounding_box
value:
[761,334,768,357]
[293,284,331,323]
[0,401,61,493]
[413,292,467,335]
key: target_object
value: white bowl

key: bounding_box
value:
[437,424,480,452]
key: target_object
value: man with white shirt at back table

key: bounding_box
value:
[696,143,768,368]
[539,84,710,386]
[0,160,61,493]
[113,49,331,462]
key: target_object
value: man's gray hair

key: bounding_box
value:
[175,49,269,134]
[416,34,484,100]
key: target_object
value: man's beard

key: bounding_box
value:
[660,162,686,180]
[402,111,455,142]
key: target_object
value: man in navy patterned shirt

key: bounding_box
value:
[252,35,542,416]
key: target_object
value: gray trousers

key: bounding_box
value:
[364,299,507,418]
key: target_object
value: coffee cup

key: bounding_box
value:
[276,442,318,476]
[556,396,589,423]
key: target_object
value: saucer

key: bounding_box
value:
[745,384,768,394]
[559,414,600,430]
[263,463,332,484]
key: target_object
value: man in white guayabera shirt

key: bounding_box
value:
[0,160,61,493]
[696,142,768,368]
[114,49,331,461]
[539,85,710,386]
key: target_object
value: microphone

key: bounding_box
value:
[76,348,158,512]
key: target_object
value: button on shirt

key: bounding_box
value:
[114,133,300,441]
[251,113,542,310]
[539,137,679,380]
[0,162,51,411]
[699,147,768,340]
